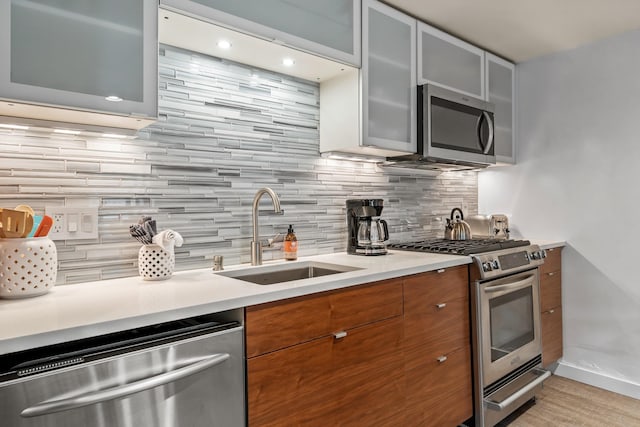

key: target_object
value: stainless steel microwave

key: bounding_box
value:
[418,84,496,168]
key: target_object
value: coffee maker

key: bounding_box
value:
[346,199,389,255]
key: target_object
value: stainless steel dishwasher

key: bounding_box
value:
[0,314,245,427]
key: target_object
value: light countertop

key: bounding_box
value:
[0,239,565,354]
[0,250,470,354]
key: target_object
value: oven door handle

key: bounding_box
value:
[485,368,551,411]
[484,275,535,294]
[20,353,230,418]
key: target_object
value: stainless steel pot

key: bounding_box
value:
[444,208,472,240]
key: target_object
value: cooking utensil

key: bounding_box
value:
[444,207,472,241]
[28,215,43,237]
[0,209,31,238]
[130,224,153,244]
[13,204,35,237]
[34,215,53,237]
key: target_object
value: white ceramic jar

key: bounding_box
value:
[138,244,175,281]
[0,237,57,298]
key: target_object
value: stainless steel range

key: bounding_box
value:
[389,239,551,427]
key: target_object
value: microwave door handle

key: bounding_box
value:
[484,275,535,294]
[482,111,495,154]
[476,113,486,151]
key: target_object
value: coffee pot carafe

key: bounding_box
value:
[346,199,389,255]
[357,217,389,247]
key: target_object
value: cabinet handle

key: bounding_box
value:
[333,331,347,340]
[436,269,445,273]
[437,355,447,363]
[549,309,555,314]
[435,303,447,309]
[547,272,555,276]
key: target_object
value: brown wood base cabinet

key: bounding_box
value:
[403,266,473,427]
[540,247,563,366]
[246,278,404,426]
[245,265,473,426]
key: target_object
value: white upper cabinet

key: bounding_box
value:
[418,22,485,100]
[361,0,416,153]
[0,0,158,130]
[160,0,361,66]
[319,0,416,158]
[486,53,515,163]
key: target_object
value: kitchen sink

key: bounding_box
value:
[217,261,362,285]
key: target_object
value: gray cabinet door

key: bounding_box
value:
[0,0,157,120]
[486,53,515,164]
[418,22,485,100]
[361,0,416,153]
[161,0,361,66]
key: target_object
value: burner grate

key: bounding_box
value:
[388,238,531,255]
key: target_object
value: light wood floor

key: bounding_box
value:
[505,375,640,426]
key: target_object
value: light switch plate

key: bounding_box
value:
[45,207,99,240]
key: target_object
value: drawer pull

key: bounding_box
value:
[549,309,555,314]
[435,303,447,309]
[437,355,447,363]
[547,272,555,276]
[436,269,446,273]
[333,331,347,340]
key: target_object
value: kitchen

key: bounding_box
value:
[0,0,639,426]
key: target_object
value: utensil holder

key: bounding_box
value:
[0,237,57,298]
[138,244,175,281]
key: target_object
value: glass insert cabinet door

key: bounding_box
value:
[160,0,361,66]
[0,0,158,118]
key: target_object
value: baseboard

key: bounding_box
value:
[554,360,640,399]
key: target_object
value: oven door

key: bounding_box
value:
[477,269,542,387]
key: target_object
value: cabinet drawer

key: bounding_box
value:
[404,296,469,359]
[405,345,473,426]
[540,271,562,312]
[404,265,468,316]
[246,278,403,356]
[540,247,562,274]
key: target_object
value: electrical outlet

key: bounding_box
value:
[45,207,98,240]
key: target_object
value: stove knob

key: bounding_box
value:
[541,249,547,258]
[482,262,492,272]
[491,260,500,270]
[531,251,541,260]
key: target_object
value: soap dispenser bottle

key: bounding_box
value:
[284,224,298,260]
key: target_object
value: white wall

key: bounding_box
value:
[479,29,640,398]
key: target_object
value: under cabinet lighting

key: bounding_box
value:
[320,152,385,163]
[217,40,232,49]
[105,95,123,102]
[282,58,295,67]
[54,129,81,135]
[102,133,127,139]
[0,123,29,130]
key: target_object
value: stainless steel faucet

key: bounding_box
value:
[251,187,282,265]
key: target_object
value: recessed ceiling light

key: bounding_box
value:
[0,123,29,130]
[105,95,123,102]
[217,40,232,49]
[54,129,81,135]
[282,58,295,67]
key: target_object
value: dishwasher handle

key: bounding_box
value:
[21,353,230,418]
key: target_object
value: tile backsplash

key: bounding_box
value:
[0,44,477,285]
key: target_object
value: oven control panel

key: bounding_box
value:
[474,245,546,280]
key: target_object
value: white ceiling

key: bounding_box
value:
[384,0,640,62]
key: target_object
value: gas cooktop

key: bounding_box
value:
[387,238,531,256]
